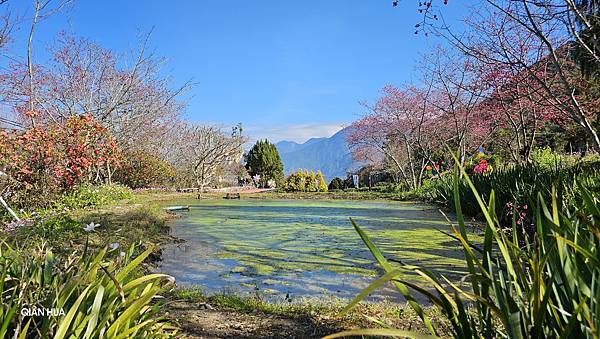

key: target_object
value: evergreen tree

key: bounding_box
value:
[297,170,306,191]
[328,177,344,190]
[316,171,328,192]
[245,139,284,187]
[307,170,318,192]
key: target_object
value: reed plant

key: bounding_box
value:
[327,155,600,338]
[0,242,176,338]
[429,160,600,225]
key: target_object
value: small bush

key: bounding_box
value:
[0,115,122,209]
[370,182,395,193]
[58,184,133,209]
[530,147,568,170]
[22,212,81,243]
[114,150,177,189]
[328,177,345,190]
[282,170,328,192]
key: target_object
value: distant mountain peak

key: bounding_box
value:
[275,127,357,182]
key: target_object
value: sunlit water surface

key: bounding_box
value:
[157,199,469,303]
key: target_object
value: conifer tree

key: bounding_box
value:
[245,139,284,187]
[317,171,328,192]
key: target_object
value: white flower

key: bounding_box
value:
[119,251,126,257]
[109,242,120,250]
[83,222,101,232]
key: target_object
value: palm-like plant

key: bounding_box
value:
[0,242,177,338]
[327,154,599,338]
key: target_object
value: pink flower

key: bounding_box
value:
[473,159,489,174]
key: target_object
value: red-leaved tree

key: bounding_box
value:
[0,114,121,207]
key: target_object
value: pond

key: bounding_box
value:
[157,198,470,303]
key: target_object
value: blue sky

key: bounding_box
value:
[5,0,471,143]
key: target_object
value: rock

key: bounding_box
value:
[198,302,214,310]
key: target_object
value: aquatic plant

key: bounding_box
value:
[331,155,600,338]
[425,160,600,227]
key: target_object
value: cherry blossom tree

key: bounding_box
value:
[347,85,440,189]
[436,1,600,150]
[347,48,500,187]
[481,59,563,162]
[2,32,190,152]
[419,47,496,165]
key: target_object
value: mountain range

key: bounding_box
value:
[275,127,358,182]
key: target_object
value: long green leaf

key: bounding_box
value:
[350,218,436,336]
[341,269,404,314]
[84,285,105,339]
[324,328,438,339]
[115,246,155,282]
[54,285,92,339]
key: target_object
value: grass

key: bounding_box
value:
[5,190,178,255]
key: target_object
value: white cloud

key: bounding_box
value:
[244,122,346,144]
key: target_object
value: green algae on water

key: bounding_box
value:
[158,199,481,302]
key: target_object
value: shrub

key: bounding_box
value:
[530,147,568,170]
[332,159,600,339]
[58,184,133,209]
[282,169,328,192]
[408,179,443,200]
[426,161,600,230]
[0,242,177,337]
[281,171,305,192]
[0,115,122,209]
[328,177,345,190]
[369,181,404,193]
[114,150,176,189]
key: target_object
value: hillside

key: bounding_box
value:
[275,127,357,182]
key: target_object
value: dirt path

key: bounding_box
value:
[207,187,276,194]
[168,301,342,339]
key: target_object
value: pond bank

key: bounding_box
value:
[164,287,449,338]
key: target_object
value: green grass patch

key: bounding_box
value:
[167,286,452,337]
